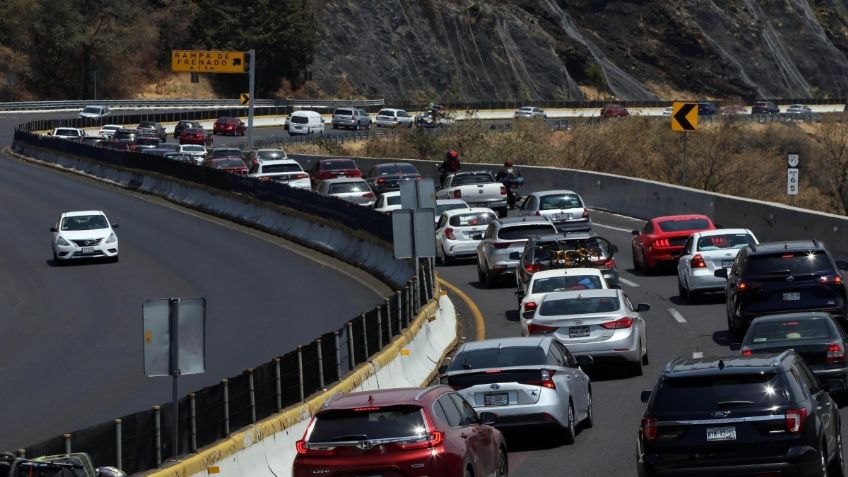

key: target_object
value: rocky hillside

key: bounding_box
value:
[310,0,848,101]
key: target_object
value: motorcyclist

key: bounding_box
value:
[437,149,461,185]
[495,159,524,208]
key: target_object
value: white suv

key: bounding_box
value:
[50,210,119,263]
[375,108,413,128]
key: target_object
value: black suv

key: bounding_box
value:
[752,100,781,114]
[716,240,848,340]
[514,232,619,293]
[638,351,843,476]
[697,101,718,116]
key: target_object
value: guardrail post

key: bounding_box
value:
[247,369,256,424]
[297,346,305,402]
[316,338,325,388]
[189,394,197,452]
[334,331,342,379]
[385,298,393,337]
[346,321,355,368]
[154,406,162,466]
[361,313,369,359]
[376,307,383,349]
[405,284,412,328]
[222,379,230,436]
[412,277,419,314]
[63,433,71,454]
[115,419,123,469]
[274,358,282,412]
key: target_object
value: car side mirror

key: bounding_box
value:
[836,260,848,271]
[631,230,639,235]
[714,268,729,278]
[576,355,593,367]
[49,227,58,232]
[509,252,520,260]
[637,303,650,312]
[111,223,119,229]
[640,390,652,403]
[479,411,497,426]
[438,364,448,375]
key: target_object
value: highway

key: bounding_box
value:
[0,116,389,450]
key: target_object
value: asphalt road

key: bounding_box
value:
[0,116,389,450]
[435,209,848,477]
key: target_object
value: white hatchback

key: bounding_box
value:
[373,191,402,214]
[249,159,311,190]
[51,210,119,263]
[375,108,414,128]
[518,268,609,336]
[435,208,497,264]
[677,228,758,302]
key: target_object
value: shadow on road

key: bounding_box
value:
[712,330,739,350]
[501,426,585,452]
[583,363,638,382]
[504,309,520,322]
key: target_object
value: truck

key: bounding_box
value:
[436,171,508,217]
[49,127,85,140]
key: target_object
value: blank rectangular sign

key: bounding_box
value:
[143,297,206,377]
[392,209,436,258]
[400,179,435,210]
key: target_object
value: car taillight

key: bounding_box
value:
[524,301,537,312]
[786,408,808,433]
[653,238,670,248]
[398,431,444,450]
[295,440,335,456]
[525,264,535,273]
[642,417,658,441]
[500,185,507,196]
[595,258,615,269]
[416,175,422,180]
[741,347,753,356]
[453,190,462,199]
[582,209,590,219]
[819,275,843,285]
[319,171,334,179]
[352,170,362,177]
[827,342,846,364]
[362,192,375,198]
[528,323,556,335]
[600,317,634,329]
[444,228,456,240]
[376,177,386,185]
[541,369,556,389]
[738,281,748,291]
[295,173,309,179]
[493,241,513,249]
[691,254,706,268]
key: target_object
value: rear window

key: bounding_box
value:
[539,296,620,315]
[448,347,545,372]
[497,224,556,241]
[745,251,833,276]
[262,164,302,174]
[158,144,180,152]
[377,110,394,117]
[329,182,369,194]
[55,129,80,136]
[181,145,205,152]
[139,122,156,128]
[436,202,468,215]
[114,131,135,139]
[211,149,244,158]
[539,194,583,210]
[384,195,402,206]
[334,109,354,116]
[652,373,789,412]
[217,159,245,168]
[291,115,309,124]
[749,318,835,344]
[257,150,286,160]
[532,275,604,293]
[657,218,711,232]
[322,160,357,170]
[697,233,756,251]
[450,212,496,227]
[375,164,418,175]
[452,173,494,185]
[533,238,609,261]
[309,406,426,443]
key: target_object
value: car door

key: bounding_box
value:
[435,214,449,247]
[793,362,837,453]
[678,235,695,281]
[547,343,582,414]
[725,250,745,317]
[478,223,497,268]
[556,342,590,417]
[450,393,496,475]
[622,293,647,347]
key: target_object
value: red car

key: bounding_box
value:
[293,386,507,477]
[308,158,362,187]
[213,117,246,136]
[631,214,716,273]
[600,103,630,119]
[179,128,213,146]
[202,157,248,175]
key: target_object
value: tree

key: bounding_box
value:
[817,119,848,214]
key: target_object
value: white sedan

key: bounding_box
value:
[517,268,609,336]
[435,208,497,264]
[98,124,122,139]
[677,228,758,302]
[51,210,119,263]
[373,191,402,214]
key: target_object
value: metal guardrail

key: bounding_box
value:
[0,98,385,112]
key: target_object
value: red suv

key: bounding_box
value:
[293,386,508,477]
[213,117,246,136]
[600,103,630,119]
[308,158,362,187]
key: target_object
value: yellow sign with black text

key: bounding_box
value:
[171,50,246,74]
[671,102,698,132]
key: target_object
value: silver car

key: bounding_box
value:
[331,108,372,130]
[527,289,650,375]
[517,190,591,232]
[440,336,592,442]
[514,106,547,119]
[476,216,557,287]
[375,108,414,128]
[785,104,812,116]
[677,228,758,302]
[316,178,376,207]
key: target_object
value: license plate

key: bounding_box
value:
[484,393,509,406]
[783,292,801,301]
[81,246,95,254]
[722,260,734,267]
[569,326,590,338]
[706,426,736,441]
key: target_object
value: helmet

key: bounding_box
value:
[504,159,513,167]
[448,150,459,159]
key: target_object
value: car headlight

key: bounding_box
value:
[57,236,71,246]
[105,233,117,244]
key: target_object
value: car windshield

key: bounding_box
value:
[114,131,135,139]
[745,251,834,276]
[539,194,583,210]
[748,318,835,345]
[519,107,533,111]
[657,218,711,232]
[532,275,604,293]
[182,145,205,152]
[262,164,302,174]
[374,164,418,176]
[322,160,357,170]
[436,202,468,215]
[291,115,309,124]
[56,129,80,136]
[539,296,620,315]
[377,110,394,117]
[497,224,556,241]
[139,122,156,128]
[335,109,354,116]
[449,212,496,227]
[82,107,101,114]
[211,149,243,158]
[452,173,494,185]
[448,347,545,372]
[329,182,369,194]
[652,373,788,412]
[309,406,427,443]
[697,233,756,251]
[61,214,109,231]
[213,159,245,168]
[136,138,159,145]
[183,128,204,135]
[257,150,286,160]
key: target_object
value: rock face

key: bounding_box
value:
[309,0,848,101]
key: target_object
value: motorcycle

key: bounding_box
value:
[502,175,524,209]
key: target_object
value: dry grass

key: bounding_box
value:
[136,73,218,99]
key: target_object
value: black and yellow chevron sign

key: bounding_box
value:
[672,102,698,132]
[240,93,250,106]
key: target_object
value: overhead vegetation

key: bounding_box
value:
[0,0,317,100]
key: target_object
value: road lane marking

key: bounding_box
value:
[692,352,704,359]
[592,222,636,233]
[438,277,486,340]
[668,308,687,323]
[618,277,640,287]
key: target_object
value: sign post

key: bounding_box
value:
[671,102,699,186]
[395,179,437,303]
[787,153,800,203]
[247,49,255,149]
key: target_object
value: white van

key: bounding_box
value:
[288,111,324,135]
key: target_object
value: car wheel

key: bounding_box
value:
[819,441,828,477]
[583,392,594,429]
[562,402,576,445]
[441,246,453,265]
[465,468,473,477]
[632,340,644,376]
[477,262,486,284]
[497,207,508,218]
[112,255,120,263]
[828,429,844,477]
[677,278,688,300]
[52,250,60,265]
[496,447,508,477]
[642,252,654,275]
